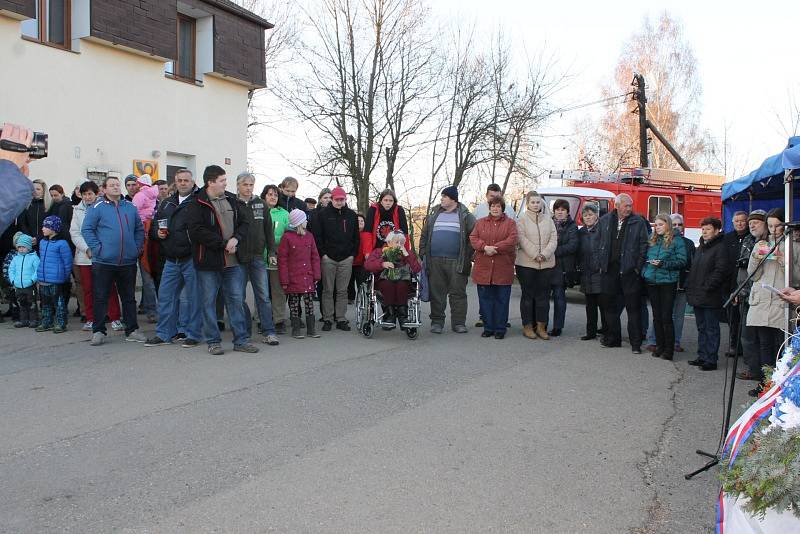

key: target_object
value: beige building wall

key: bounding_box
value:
[0,15,249,191]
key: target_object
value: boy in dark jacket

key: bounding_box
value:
[686,217,730,370]
[312,186,359,331]
[36,216,72,333]
[185,165,257,356]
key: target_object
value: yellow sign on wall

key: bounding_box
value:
[133,160,159,181]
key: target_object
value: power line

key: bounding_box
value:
[555,92,633,115]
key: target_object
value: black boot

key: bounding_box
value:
[382,305,396,330]
[291,317,304,339]
[306,314,320,338]
[396,305,409,328]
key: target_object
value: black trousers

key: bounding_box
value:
[584,293,606,337]
[92,263,138,336]
[600,271,643,348]
[516,265,551,325]
[648,283,677,355]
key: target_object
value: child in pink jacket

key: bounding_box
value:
[132,174,160,222]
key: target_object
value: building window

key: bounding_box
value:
[647,196,673,222]
[21,0,71,49]
[167,14,196,82]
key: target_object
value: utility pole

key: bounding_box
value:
[631,73,692,171]
[632,73,648,167]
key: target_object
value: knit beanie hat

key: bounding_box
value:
[288,208,307,228]
[747,209,767,223]
[42,215,62,233]
[16,234,33,250]
[441,185,459,202]
[137,174,153,187]
[12,231,22,247]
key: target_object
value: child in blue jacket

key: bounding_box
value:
[36,216,73,332]
[8,233,39,327]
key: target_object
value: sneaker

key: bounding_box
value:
[35,324,53,332]
[111,320,125,331]
[125,330,147,343]
[90,332,106,346]
[82,321,93,331]
[336,321,351,332]
[430,324,443,334]
[322,321,333,331]
[262,334,280,346]
[53,326,66,334]
[144,336,171,347]
[181,338,199,348]
[208,344,224,355]
[475,320,484,327]
[234,343,260,353]
[173,333,187,341]
[13,321,28,328]
[453,324,467,334]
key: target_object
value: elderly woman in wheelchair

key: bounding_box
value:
[360,230,422,336]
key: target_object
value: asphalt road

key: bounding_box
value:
[0,287,748,533]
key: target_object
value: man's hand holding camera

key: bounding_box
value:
[0,123,33,176]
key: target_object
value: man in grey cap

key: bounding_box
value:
[734,209,768,380]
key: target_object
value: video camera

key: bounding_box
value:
[0,129,48,159]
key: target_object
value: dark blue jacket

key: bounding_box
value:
[37,238,72,284]
[0,160,34,236]
[81,197,144,266]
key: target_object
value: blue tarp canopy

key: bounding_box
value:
[721,137,800,231]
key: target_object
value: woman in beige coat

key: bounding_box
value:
[516,191,557,339]
[745,208,799,393]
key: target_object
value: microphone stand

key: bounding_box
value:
[685,231,787,480]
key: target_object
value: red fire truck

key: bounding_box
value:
[538,168,724,243]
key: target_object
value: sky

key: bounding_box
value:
[248,0,799,202]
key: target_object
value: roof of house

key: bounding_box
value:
[201,0,274,29]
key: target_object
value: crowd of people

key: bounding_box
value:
[0,122,796,389]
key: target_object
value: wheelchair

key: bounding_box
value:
[355,273,421,339]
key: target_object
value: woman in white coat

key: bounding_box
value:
[745,208,800,395]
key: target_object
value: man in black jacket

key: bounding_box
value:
[186,165,257,355]
[722,211,749,357]
[312,186,359,331]
[277,176,307,213]
[596,193,649,353]
[144,169,202,348]
[686,217,730,371]
[236,171,280,344]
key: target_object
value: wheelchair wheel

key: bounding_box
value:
[362,322,374,338]
[406,327,418,339]
[355,284,368,328]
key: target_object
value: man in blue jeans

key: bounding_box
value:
[236,171,279,345]
[685,217,730,371]
[186,165,257,355]
[144,169,203,348]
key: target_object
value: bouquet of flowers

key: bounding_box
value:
[719,331,800,520]
[381,245,405,281]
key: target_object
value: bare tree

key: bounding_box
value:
[595,12,708,170]
[233,0,299,138]
[773,87,800,138]
[379,2,439,191]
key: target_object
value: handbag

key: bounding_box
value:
[418,258,430,302]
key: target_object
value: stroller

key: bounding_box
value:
[355,273,421,339]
